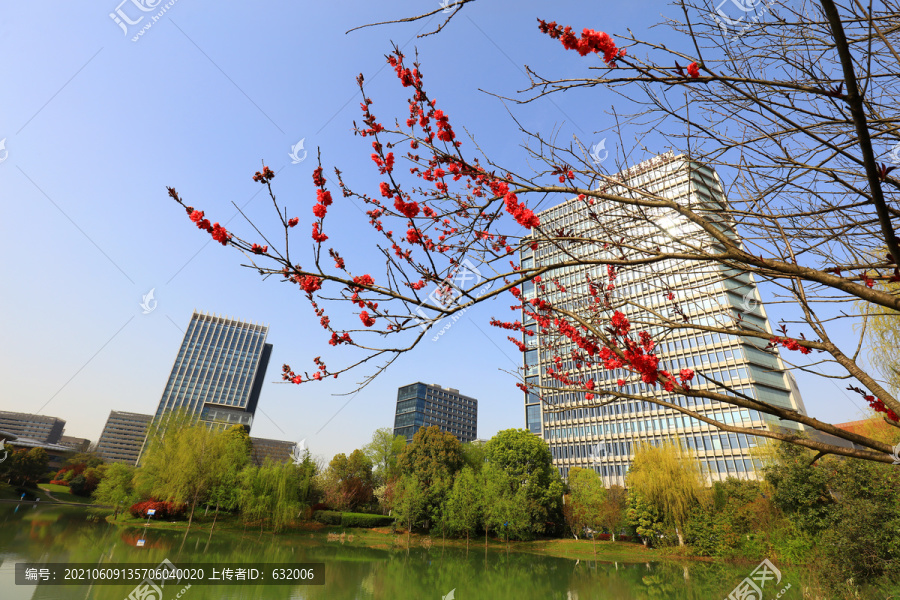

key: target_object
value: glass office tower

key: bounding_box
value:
[394,382,478,443]
[522,152,806,484]
[139,311,272,460]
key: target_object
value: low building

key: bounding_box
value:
[95,411,153,466]
[250,437,298,466]
[0,411,66,444]
[0,430,73,471]
[59,436,91,453]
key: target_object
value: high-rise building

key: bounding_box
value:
[96,411,153,465]
[522,152,806,485]
[393,383,478,443]
[139,311,273,461]
[0,411,65,444]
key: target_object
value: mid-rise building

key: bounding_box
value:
[96,411,153,465]
[59,436,91,453]
[250,437,298,466]
[522,152,806,484]
[0,411,65,444]
[393,383,478,443]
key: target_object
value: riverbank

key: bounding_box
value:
[103,509,684,563]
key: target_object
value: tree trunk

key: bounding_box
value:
[187,498,197,533]
[675,526,684,547]
[466,530,469,552]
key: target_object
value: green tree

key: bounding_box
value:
[763,441,835,536]
[238,460,300,533]
[445,466,481,549]
[483,429,564,538]
[597,484,626,541]
[626,440,704,545]
[627,491,664,547]
[323,449,375,512]
[461,440,487,472]
[92,463,137,519]
[565,466,606,553]
[4,448,49,486]
[137,411,248,531]
[362,428,406,485]
[394,474,427,546]
[396,426,463,528]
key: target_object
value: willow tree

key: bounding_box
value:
[166,0,900,463]
[626,439,705,546]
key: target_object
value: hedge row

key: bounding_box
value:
[312,511,394,528]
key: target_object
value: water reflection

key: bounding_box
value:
[0,505,785,600]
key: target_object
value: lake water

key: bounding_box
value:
[0,503,801,599]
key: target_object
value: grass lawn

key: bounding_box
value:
[38,483,95,504]
[0,482,54,501]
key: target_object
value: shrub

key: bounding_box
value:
[597,533,611,541]
[312,510,342,525]
[128,500,186,520]
[341,512,394,528]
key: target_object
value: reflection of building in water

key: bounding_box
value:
[522,153,807,485]
[138,310,272,462]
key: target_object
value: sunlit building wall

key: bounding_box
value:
[522,152,806,485]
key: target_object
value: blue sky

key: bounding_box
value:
[0,1,874,462]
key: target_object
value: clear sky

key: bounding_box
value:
[0,1,874,463]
